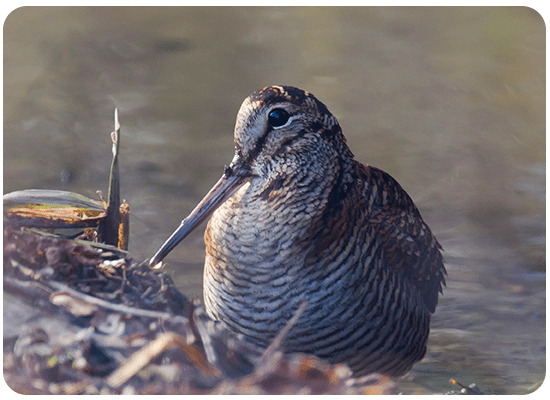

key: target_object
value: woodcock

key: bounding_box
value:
[150,86,446,377]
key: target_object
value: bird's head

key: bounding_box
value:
[149,86,354,268]
[232,85,352,181]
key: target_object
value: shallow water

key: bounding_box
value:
[3,7,545,394]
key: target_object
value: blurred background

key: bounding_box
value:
[3,7,545,394]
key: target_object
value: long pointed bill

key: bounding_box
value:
[149,157,250,269]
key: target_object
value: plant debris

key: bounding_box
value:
[3,222,396,394]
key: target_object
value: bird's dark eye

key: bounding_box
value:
[268,108,290,127]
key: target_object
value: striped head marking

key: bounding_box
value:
[233,86,344,170]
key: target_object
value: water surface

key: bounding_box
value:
[3,7,545,394]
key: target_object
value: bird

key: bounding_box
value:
[150,85,446,377]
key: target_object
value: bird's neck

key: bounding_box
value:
[205,154,357,276]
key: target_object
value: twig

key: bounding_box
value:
[99,108,122,246]
[47,280,187,323]
[107,332,220,388]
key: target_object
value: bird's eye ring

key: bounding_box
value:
[268,108,290,128]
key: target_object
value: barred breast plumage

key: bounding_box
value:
[150,85,446,377]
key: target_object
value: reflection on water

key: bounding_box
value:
[3,7,545,394]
